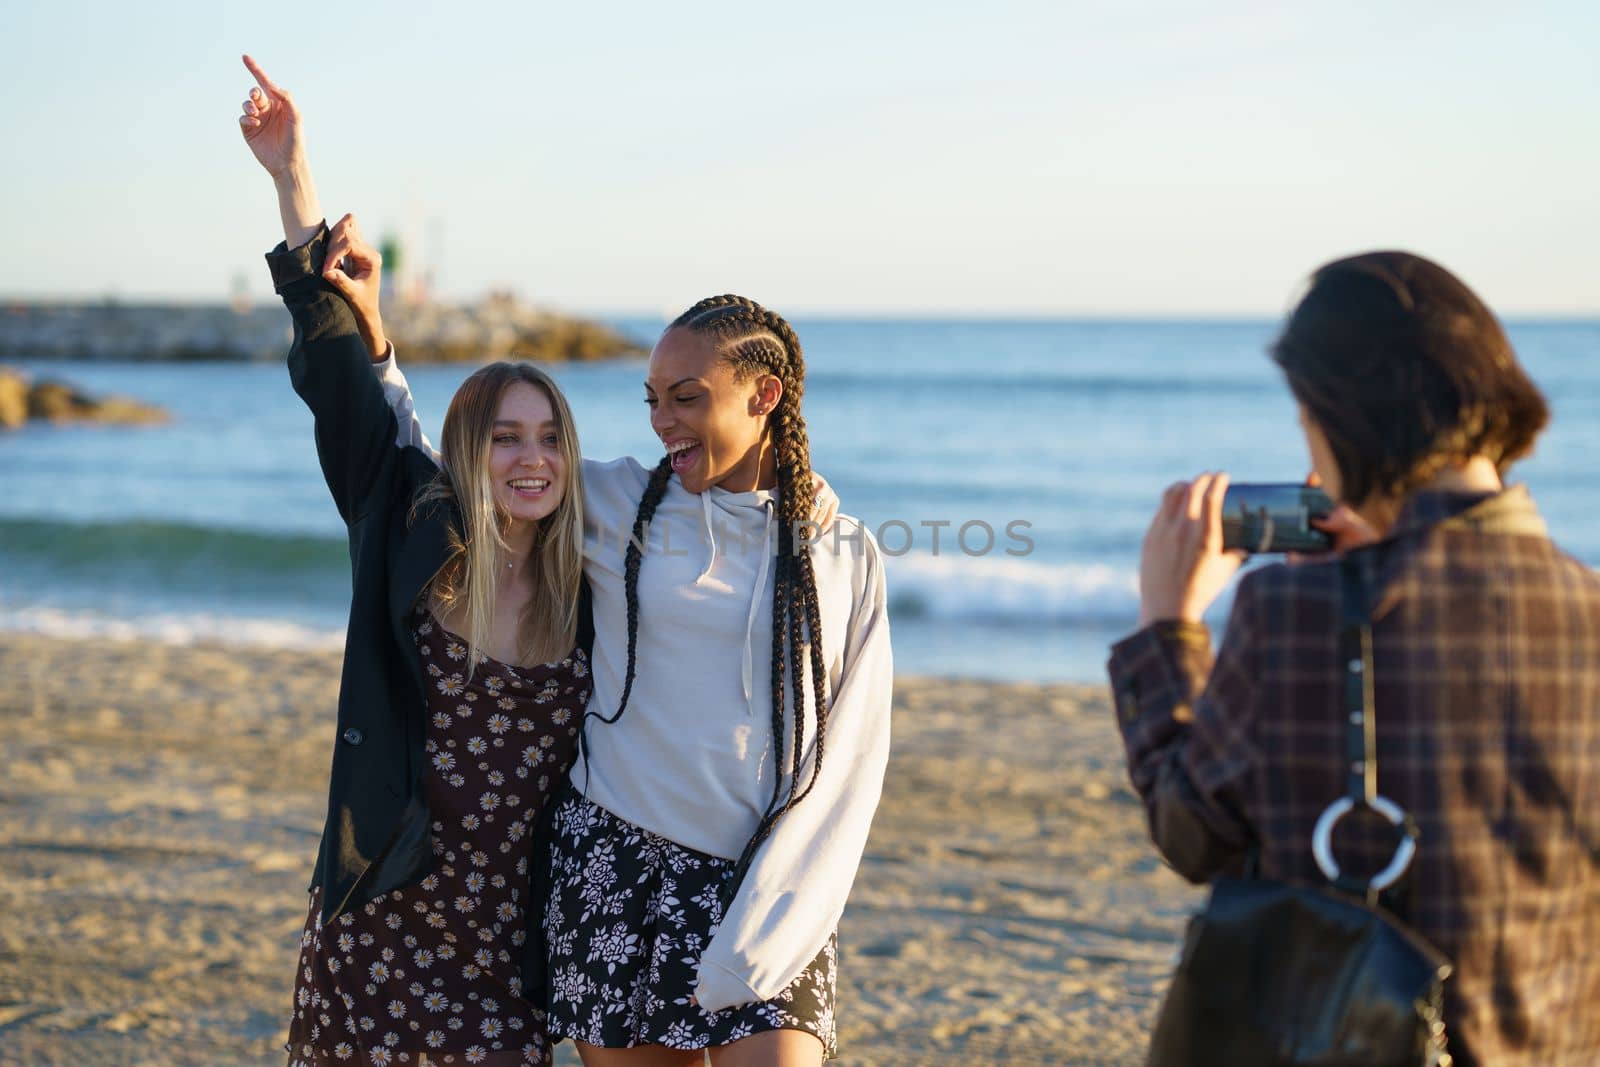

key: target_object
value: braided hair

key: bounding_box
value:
[601,294,830,894]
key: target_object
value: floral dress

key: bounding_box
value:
[287,608,590,1066]
[543,788,839,1058]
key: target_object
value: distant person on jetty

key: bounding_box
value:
[1108,252,1600,1064]
[242,56,594,1065]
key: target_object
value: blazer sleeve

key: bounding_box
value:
[267,224,402,525]
[695,526,895,1012]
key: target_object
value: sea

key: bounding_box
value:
[3,318,1596,683]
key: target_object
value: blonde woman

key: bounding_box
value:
[241,57,591,1065]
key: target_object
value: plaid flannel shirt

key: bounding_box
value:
[1108,486,1600,1067]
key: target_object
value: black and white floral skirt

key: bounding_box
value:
[542,786,838,1057]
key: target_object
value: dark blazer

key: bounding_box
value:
[269,224,458,923]
[1108,486,1600,1066]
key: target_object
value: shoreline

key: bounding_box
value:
[0,606,1121,687]
[0,632,1199,1065]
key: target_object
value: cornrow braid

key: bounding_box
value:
[764,523,794,829]
[769,386,829,812]
[654,294,831,895]
[577,456,672,782]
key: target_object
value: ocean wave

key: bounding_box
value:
[0,602,345,651]
[883,552,1138,624]
[0,515,347,601]
[0,516,1141,640]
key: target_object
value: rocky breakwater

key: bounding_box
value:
[0,367,169,430]
[387,292,648,364]
[0,296,647,364]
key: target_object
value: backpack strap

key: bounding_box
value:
[1339,555,1376,808]
[1312,554,1420,903]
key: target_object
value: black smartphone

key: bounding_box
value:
[1220,483,1335,554]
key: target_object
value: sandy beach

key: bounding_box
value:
[0,633,1200,1066]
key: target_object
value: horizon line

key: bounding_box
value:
[4,294,1598,323]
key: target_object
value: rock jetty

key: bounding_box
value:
[0,297,648,364]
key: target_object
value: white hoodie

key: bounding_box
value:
[375,355,894,1014]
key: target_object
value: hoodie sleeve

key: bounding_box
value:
[373,348,441,464]
[695,522,894,1012]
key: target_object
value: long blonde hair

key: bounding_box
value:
[413,362,585,670]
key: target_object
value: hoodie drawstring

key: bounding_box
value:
[695,490,777,716]
[740,503,776,713]
[698,491,719,583]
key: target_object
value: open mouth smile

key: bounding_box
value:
[665,438,702,474]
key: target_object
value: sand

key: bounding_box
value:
[0,634,1201,1066]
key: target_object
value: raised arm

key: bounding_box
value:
[238,54,322,251]
[239,55,388,363]
[240,56,413,522]
[1107,476,1260,882]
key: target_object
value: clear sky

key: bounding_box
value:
[1,1,1595,314]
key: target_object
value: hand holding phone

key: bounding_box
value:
[1138,472,1245,626]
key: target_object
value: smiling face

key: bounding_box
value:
[645,326,782,494]
[487,381,566,526]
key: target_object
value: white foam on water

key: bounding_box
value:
[0,602,346,651]
[883,552,1140,623]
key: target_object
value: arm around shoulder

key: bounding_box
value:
[696,522,894,1011]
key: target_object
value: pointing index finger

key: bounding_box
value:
[242,54,283,100]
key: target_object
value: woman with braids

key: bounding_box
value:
[239,57,593,1065]
[374,296,894,1065]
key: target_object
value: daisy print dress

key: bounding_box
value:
[287,607,590,1066]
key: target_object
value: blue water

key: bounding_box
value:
[2,318,1596,681]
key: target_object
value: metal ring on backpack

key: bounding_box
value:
[1311,794,1418,892]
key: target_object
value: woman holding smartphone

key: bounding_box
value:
[1112,252,1600,1064]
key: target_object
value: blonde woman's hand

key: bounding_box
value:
[237,54,322,247]
[1137,472,1245,627]
[238,54,305,179]
[322,214,387,361]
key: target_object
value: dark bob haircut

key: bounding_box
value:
[1270,251,1549,507]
